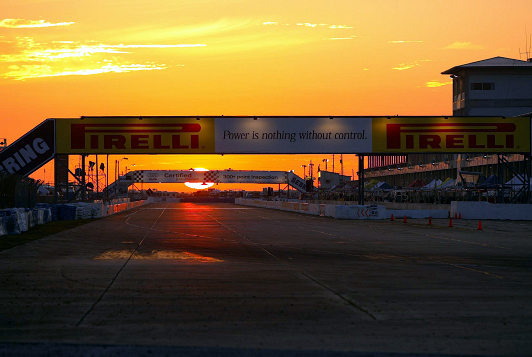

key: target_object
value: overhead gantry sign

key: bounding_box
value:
[112,170,309,193]
[1,116,530,177]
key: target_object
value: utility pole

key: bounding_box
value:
[332,154,335,173]
[340,154,344,176]
[301,164,307,178]
[309,161,314,180]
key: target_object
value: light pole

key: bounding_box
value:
[332,154,335,173]
[117,157,128,178]
[309,161,314,180]
[301,164,307,178]
[322,158,328,171]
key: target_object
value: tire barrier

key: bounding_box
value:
[0,200,147,237]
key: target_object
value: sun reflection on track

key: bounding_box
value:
[94,250,223,263]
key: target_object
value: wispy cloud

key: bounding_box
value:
[393,64,416,70]
[0,18,75,28]
[108,44,206,49]
[444,41,484,50]
[116,18,253,42]
[296,22,319,28]
[392,59,430,71]
[263,21,352,29]
[329,37,356,40]
[0,37,195,80]
[0,45,125,62]
[0,39,206,63]
[328,25,352,29]
[388,40,423,44]
[3,63,167,80]
[426,80,452,88]
[261,21,356,42]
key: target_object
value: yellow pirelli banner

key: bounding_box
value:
[372,117,530,153]
[55,117,215,154]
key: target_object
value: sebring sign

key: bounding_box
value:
[0,119,55,176]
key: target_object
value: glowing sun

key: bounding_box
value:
[184,168,214,190]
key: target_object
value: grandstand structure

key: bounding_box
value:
[365,57,532,190]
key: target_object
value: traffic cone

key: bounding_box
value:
[390,214,394,221]
[428,216,432,225]
[449,217,453,227]
[454,212,457,219]
[477,220,483,231]
[458,212,462,219]
[403,216,407,223]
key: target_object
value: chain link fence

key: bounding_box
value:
[0,175,42,208]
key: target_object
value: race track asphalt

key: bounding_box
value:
[1,202,532,356]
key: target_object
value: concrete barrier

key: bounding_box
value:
[387,209,448,219]
[236,198,387,220]
[451,201,532,220]
[334,205,387,220]
[308,204,320,216]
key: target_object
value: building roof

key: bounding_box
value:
[442,56,532,74]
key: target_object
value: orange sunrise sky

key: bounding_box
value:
[1,0,532,192]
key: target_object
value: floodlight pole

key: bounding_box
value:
[106,155,109,202]
[96,155,99,194]
[358,155,365,205]
[81,154,86,201]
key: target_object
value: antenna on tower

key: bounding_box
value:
[519,25,532,61]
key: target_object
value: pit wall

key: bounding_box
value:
[237,198,532,221]
[450,201,532,220]
[235,198,387,220]
[0,200,147,236]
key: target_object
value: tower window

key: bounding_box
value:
[471,82,495,90]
